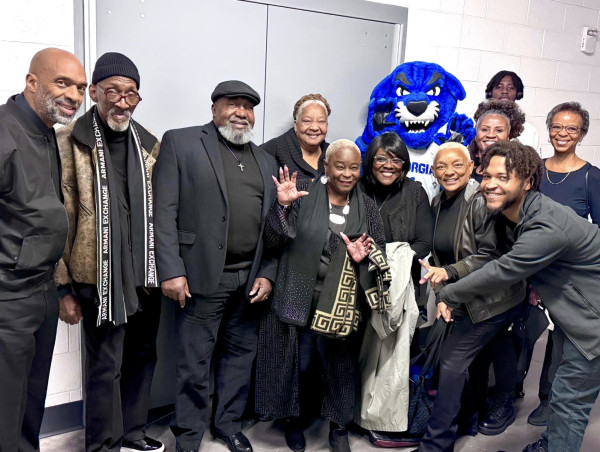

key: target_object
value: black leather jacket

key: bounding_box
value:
[0,95,68,299]
[431,180,525,323]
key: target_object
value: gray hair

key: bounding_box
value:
[545,101,589,136]
[295,99,328,121]
[434,142,471,163]
[476,110,512,135]
[325,139,361,162]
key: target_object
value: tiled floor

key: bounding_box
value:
[40,332,600,452]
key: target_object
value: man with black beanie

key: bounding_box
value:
[55,52,164,452]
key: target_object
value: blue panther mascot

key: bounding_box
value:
[357,61,474,200]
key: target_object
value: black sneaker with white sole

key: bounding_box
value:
[121,436,165,452]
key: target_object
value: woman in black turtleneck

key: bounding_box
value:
[360,132,433,276]
[359,132,433,444]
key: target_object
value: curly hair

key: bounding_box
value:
[485,70,524,100]
[545,101,589,136]
[361,132,410,190]
[292,93,331,120]
[480,141,542,191]
[469,100,526,160]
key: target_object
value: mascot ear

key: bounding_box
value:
[444,71,466,101]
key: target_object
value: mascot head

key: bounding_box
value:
[358,61,466,150]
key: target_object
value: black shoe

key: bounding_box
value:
[220,432,253,452]
[527,400,551,426]
[122,437,165,452]
[478,394,516,436]
[328,424,351,452]
[284,420,306,452]
[522,439,547,452]
[367,430,420,448]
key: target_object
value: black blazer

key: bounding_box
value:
[153,121,278,297]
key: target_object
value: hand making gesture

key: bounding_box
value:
[418,259,449,289]
[271,165,309,207]
[341,232,372,263]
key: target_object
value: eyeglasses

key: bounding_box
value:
[96,84,142,106]
[549,124,580,135]
[373,156,404,166]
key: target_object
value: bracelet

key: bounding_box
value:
[278,202,291,209]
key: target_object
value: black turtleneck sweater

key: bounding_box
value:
[102,121,138,314]
[215,123,264,269]
[367,180,433,260]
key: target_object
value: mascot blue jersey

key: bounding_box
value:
[357,61,474,201]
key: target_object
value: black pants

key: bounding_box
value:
[296,325,358,427]
[171,269,258,450]
[0,284,59,452]
[466,325,520,412]
[80,288,162,452]
[419,305,519,452]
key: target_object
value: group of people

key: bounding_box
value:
[1,47,599,452]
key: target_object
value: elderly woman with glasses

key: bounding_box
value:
[355,132,433,446]
[262,93,331,180]
[255,139,389,452]
[524,102,600,428]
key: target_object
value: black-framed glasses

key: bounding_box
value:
[549,124,580,135]
[374,156,404,166]
[96,84,142,106]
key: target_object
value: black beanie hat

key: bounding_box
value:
[92,52,140,88]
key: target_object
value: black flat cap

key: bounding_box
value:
[211,80,261,106]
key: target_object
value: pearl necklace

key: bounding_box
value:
[329,199,350,225]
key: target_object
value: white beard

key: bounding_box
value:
[218,122,253,145]
[107,107,131,132]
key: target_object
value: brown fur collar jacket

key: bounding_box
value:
[54,107,159,287]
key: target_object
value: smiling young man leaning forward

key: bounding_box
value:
[437,141,600,452]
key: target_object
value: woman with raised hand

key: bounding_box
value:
[255,139,389,452]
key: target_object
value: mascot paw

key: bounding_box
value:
[435,113,475,146]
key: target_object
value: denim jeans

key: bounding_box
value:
[541,328,600,452]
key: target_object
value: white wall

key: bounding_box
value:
[0,0,82,408]
[370,0,600,166]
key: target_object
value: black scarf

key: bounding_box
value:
[91,110,157,326]
[272,179,390,338]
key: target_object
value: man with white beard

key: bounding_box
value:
[0,47,86,452]
[55,52,164,452]
[153,80,278,452]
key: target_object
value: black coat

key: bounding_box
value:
[153,122,278,296]
[262,127,327,180]
[0,95,68,299]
